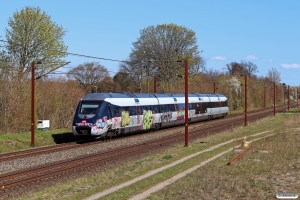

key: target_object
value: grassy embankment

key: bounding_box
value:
[0,128,73,153]
[7,108,300,200]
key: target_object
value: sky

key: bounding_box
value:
[1,0,300,86]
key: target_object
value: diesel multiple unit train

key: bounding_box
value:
[72,92,229,138]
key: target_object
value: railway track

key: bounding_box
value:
[0,103,294,163]
[0,103,296,194]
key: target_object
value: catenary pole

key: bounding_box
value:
[184,59,189,147]
[288,85,290,110]
[153,75,156,93]
[31,62,35,147]
[273,82,276,116]
[213,82,216,94]
[245,75,247,126]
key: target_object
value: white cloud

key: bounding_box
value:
[269,59,273,63]
[281,64,300,69]
[246,55,258,60]
[211,56,227,61]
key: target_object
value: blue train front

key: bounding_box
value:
[72,92,229,138]
[72,93,112,137]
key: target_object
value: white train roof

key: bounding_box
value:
[81,92,227,106]
[105,98,159,106]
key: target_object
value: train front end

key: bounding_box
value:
[72,97,110,138]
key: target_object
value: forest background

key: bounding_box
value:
[0,7,298,133]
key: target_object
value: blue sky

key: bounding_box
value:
[1,1,300,86]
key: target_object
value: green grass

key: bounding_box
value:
[0,128,73,153]
[10,108,300,199]
[150,131,300,199]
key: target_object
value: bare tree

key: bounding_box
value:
[113,70,133,92]
[267,67,281,83]
[67,62,109,93]
[241,61,258,77]
[226,61,258,77]
[225,62,247,75]
[97,76,115,93]
[206,68,221,82]
[118,59,150,93]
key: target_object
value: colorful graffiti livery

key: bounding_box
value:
[72,92,229,138]
[176,110,185,120]
[121,110,130,127]
[142,110,153,130]
[161,111,172,122]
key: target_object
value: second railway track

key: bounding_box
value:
[0,104,294,192]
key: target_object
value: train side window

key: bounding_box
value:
[149,105,154,113]
[160,104,168,112]
[159,105,165,112]
[178,103,185,110]
[171,104,176,112]
[202,102,208,112]
[141,106,146,113]
[153,105,159,113]
[193,103,201,114]
[166,104,171,112]
[144,105,152,112]
[123,107,129,114]
[110,104,116,117]
[190,103,195,110]
[199,103,204,113]
[158,105,163,113]
[114,106,122,117]
[174,104,178,111]
[222,100,228,107]
[135,106,142,115]
[129,106,136,115]
[166,104,174,112]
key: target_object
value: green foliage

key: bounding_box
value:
[120,23,205,90]
[5,6,68,79]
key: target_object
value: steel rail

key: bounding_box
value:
[0,103,293,163]
[0,103,296,192]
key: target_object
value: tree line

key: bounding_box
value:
[0,6,298,133]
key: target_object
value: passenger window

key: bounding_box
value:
[153,105,159,113]
[129,106,136,115]
[114,106,122,117]
[178,103,185,110]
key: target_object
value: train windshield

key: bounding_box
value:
[80,101,102,114]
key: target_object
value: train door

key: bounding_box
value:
[195,103,202,114]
